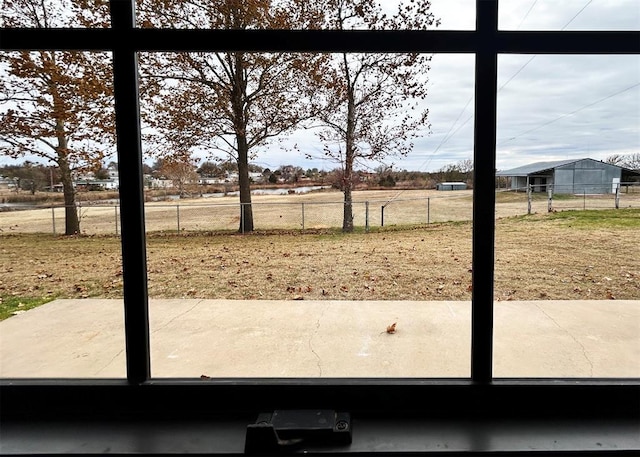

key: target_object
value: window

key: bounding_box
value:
[495,53,640,378]
[1,1,638,454]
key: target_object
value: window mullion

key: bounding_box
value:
[110,0,151,384]
[471,0,498,384]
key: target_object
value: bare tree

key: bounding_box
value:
[605,154,625,165]
[138,0,325,233]
[0,0,114,235]
[624,153,640,170]
[305,0,439,232]
[607,153,640,171]
[160,156,199,198]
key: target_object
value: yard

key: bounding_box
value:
[1,208,638,319]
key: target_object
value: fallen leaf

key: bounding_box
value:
[386,322,397,334]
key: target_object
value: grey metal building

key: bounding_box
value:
[496,158,640,194]
[436,182,467,191]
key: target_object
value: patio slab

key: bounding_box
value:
[1,299,638,378]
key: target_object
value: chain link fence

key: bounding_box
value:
[1,186,639,235]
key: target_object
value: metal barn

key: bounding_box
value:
[496,158,639,194]
[436,182,467,191]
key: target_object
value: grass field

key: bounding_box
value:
[1,208,638,319]
[2,188,639,235]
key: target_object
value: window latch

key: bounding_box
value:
[245,410,352,454]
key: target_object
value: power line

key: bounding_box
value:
[498,0,594,93]
[516,0,539,30]
[561,0,593,30]
[385,0,598,204]
[420,0,595,164]
[499,56,536,91]
[498,81,640,146]
[420,93,474,166]
[439,0,597,142]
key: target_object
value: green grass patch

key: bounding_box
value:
[495,190,585,202]
[0,295,55,321]
[547,208,640,228]
[527,208,640,229]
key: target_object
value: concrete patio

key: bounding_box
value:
[1,299,638,378]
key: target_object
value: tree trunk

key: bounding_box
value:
[342,146,355,232]
[232,52,254,233]
[342,183,354,232]
[342,57,356,233]
[237,138,254,233]
[55,118,80,235]
[59,156,79,235]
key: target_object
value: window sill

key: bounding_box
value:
[2,415,638,455]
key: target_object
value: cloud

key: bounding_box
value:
[397,0,640,171]
[283,1,639,172]
[2,0,638,173]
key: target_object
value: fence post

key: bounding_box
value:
[527,185,532,215]
[615,185,620,209]
[583,190,586,210]
[365,201,369,232]
[115,205,119,235]
[547,185,553,212]
[240,203,244,233]
[381,205,385,227]
[176,204,180,232]
[427,197,430,224]
[301,202,305,231]
[51,206,56,235]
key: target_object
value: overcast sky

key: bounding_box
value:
[2,0,639,173]
[267,0,640,173]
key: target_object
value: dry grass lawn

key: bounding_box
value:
[3,188,638,234]
[1,208,638,311]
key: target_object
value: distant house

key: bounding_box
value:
[198,177,225,185]
[436,182,467,191]
[0,176,18,189]
[148,177,174,189]
[74,179,118,191]
[496,158,640,194]
[249,172,264,182]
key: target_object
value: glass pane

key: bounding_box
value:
[1,0,111,28]
[499,0,640,31]
[494,54,640,377]
[138,51,475,378]
[135,0,471,30]
[0,51,124,378]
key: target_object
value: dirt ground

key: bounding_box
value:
[1,208,638,303]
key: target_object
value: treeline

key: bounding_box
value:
[1,159,475,194]
[0,162,59,194]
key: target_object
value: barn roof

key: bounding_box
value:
[496,159,579,177]
[497,158,640,177]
